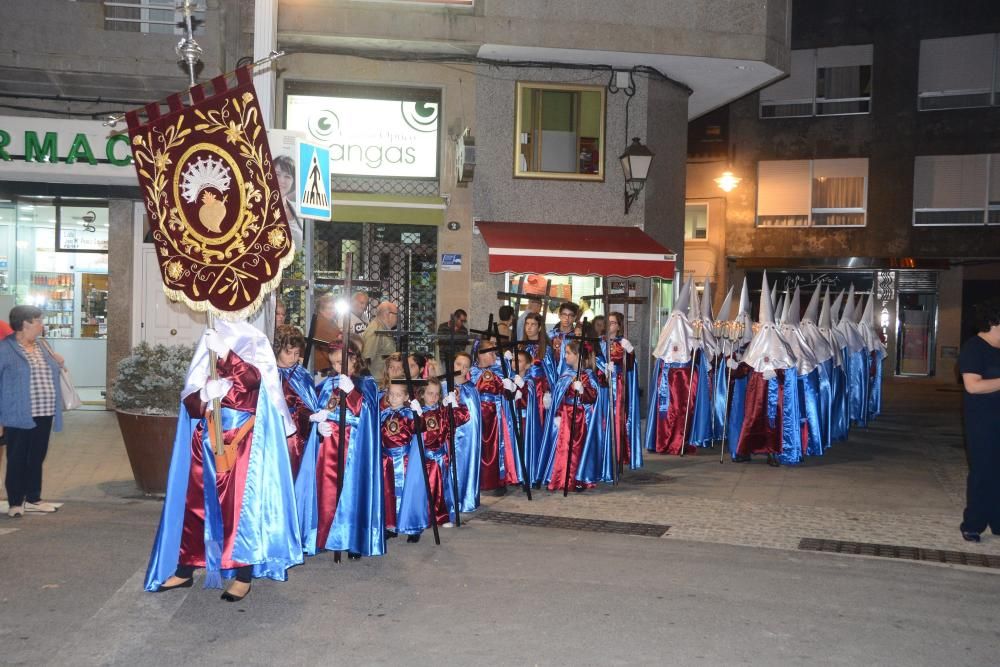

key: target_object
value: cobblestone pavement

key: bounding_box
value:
[11,379,995,560]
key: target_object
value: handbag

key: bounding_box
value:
[39,339,83,411]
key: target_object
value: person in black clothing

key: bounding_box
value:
[436,309,469,360]
[958,298,1000,542]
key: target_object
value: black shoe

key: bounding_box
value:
[492,486,507,497]
[962,531,982,543]
[733,455,752,463]
[154,577,193,593]
[386,530,398,539]
[406,534,421,543]
[348,553,361,560]
[532,482,542,490]
[574,484,586,493]
[220,582,251,602]
[766,454,781,467]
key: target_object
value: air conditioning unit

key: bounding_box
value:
[455,128,475,185]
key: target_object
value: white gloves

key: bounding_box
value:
[200,378,233,405]
[514,374,525,389]
[502,377,516,392]
[553,416,561,429]
[443,392,458,408]
[409,399,422,415]
[727,357,739,370]
[203,329,230,358]
[309,409,330,423]
[514,390,523,402]
[503,350,514,361]
[542,392,552,409]
[573,380,584,393]
[317,421,334,437]
[338,374,355,395]
[620,338,634,354]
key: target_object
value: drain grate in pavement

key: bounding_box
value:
[620,472,673,486]
[799,538,1000,569]
[475,510,669,537]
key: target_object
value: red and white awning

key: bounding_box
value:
[476,221,676,278]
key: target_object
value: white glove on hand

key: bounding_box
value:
[573,380,584,393]
[338,374,355,395]
[200,378,233,405]
[503,350,514,361]
[727,357,739,370]
[309,409,330,423]
[409,399,422,415]
[317,421,334,437]
[620,338,634,354]
[502,378,516,392]
[443,393,458,408]
[542,392,552,409]
[514,374,525,389]
[514,390,523,402]
[553,416,562,429]
[203,329,230,358]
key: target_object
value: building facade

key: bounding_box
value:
[685,0,1000,382]
[1,0,792,398]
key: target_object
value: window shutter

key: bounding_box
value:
[816,44,873,68]
[760,50,816,104]
[913,155,988,209]
[918,34,995,94]
[757,160,811,216]
[812,158,868,179]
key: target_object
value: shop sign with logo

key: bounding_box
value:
[285,95,440,179]
[0,115,136,185]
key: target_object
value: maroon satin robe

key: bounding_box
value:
[476,368,519,491]
[179,351,259,570]
[547,374,599,492]
[315,385,364,549]
[381,407,417,531]
[419,404,470,525]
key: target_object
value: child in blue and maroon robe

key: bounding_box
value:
[470,341,520,495]
[274,325,317,478]
[380,382,421,537]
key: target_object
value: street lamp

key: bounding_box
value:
[714,170,742,193]
[620,137,654,214]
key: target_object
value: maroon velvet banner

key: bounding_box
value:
[125,67,292,320]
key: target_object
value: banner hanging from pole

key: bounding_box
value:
[125,66,293,321]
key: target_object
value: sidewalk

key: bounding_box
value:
[19,378,997,559]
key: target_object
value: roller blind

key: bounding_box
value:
[757,160,811,216]
[918,34,995,94]
[760,50,816,104]
[912,155,988,208]
[816,44,873,69]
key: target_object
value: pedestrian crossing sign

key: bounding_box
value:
[296,139,332,221]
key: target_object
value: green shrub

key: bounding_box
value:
[112,342,195,415]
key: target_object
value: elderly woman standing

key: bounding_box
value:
[0,306,64,518]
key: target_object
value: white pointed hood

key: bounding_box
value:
[715,286,734,322]
[835,285,865,353]
[779,286,821,374]
[652,278,695,362]
[798,286,835,365]
[694,278,718,356]
[734,277,754,351]
[819,286,844,367]
[857,293,887,358]
[742,271,796,374]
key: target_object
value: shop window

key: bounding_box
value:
[103,0,204,34]
[756,158,868,228]
[912,153,1000,226]
[515,82,606,181]
[684,203,708,240]
[760,45,873,118]
[918,34,999,110]
[5,197,109,339]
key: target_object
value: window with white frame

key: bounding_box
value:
[103,1,204,34]
[757,158,868,227]
[912,154,1000,225]
[684,203,708,240]
[918,34,1000,110]
[760,45,873,118]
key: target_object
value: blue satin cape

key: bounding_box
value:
[453,382,482,512]
[144,388,303,591]
[538,369,602,485]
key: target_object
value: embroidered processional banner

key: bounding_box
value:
[125,66,292,320]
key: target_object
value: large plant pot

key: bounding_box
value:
[115,410,176,495]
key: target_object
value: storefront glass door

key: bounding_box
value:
[896,292,937,376]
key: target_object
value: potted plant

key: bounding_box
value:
[112,342,195,495]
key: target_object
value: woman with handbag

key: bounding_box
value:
[0,306,65,518]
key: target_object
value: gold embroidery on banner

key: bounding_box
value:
[131,91,292,321]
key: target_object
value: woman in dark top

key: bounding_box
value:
[958,298,1000,542]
